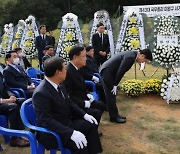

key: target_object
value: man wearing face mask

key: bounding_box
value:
[14,47,31,70]
[100,49,152,123]
[3,51,35,98]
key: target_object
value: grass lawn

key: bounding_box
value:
[0,61,179,154]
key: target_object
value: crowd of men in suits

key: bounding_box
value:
[0,23,152,153]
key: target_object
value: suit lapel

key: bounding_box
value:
[44,80,71,114]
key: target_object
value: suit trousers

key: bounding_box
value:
[0,103,24,130]
[66,119,103,154]
[100,68,119,119]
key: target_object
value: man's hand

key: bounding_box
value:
[84,113,98,125]
[70,130,87,149]
[92,76,99,83]
[84,100,91,108]
[9,96,17,103]
[99,51,104,56]
[87,94,94,103]
[111,86,117,95]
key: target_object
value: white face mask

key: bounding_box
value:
[13,58,20,65]
[18,53,24,58]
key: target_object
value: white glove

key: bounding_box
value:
[70,130,87,149]
[84,113,98,125]
[111,86,117,95]
[84,100,91,108]
[92,76,99,83]
[87,94,94,103]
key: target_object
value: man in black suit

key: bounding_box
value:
[64,45,107,125]
[42,45,54,66]
[92,23,110,67]
[80,46,106,103]
[0,72,29,147]
[35,25,52,70]
[15,47,32,70]
[33,57,102,154]
[3,51,35,98]
[100,49,152,123]
[49,31,55,47]
[80,46,99,81]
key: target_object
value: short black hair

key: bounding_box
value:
[39,25,46,30]
[69,45,85,60]
[97,22,104,28]
[5,50,17,59]
[86,46,93,52]
[139,49,153,61]
[14,47,22,52]
[44,57,64,77]
[44,45,54,51]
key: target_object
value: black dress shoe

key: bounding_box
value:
[118,114,126,119]
[110,117,126,124]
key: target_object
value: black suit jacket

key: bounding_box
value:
[100,51,138,86]
[35,35,52,58]
[3,65,32,90]
[92,33,110,60]
[22,57,32,69]
[80,55,99,80]
[0,72,9,99]
[33,79,86,147]
[64,63,89,108]
[42,54,51,64]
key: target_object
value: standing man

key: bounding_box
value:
[35,25,52,70]
[100,49,152,123]
[92,23,110,67]
[49,31,55,47]
[33,57,102,154]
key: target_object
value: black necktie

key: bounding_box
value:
[57,85,65,99]
[42,35,45,40]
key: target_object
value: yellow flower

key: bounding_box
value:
[25,41,31,47]
[65,45,72,53]
[65,32,73,41]
[130,17,137,24]
[3,34,9,40]
[12,43,17,49]
[130,39,140,49]
[15,32,20,38]
[129,27,139,35]
[28,31,33,37]
[2,43,7,49]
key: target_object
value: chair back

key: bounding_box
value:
[20,98,37,127]
[26,67,38,78]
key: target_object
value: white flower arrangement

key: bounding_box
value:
[12,20,26,50]
[154,15,179,36]
[22,17,37,58]
[121,12,141,51]
[152,44,180,69]
[160,73,180,103]
[63,28,77,42]
[0,23,14,57]
[59,42,76,62]
[152,15,180,69]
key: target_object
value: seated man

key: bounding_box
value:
[3,50,35,98]
[0,72,29,147]
[33,57,102,154]
[64,45,107,124]
[80,46,99,82]
[80,46,106,103]
[42,45,54,67]
[15,47,32,70]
